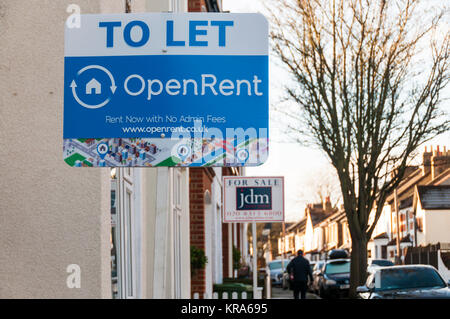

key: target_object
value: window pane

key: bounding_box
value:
[325,261,350,274]
[379,268,445,291]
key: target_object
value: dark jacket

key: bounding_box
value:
[286,255,313,282]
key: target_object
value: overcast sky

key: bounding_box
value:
[223,0,450,222]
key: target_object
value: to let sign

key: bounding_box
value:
[63,13,268,168]
[223,176,284,223]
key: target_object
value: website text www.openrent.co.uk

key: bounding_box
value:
[121,125,208,134]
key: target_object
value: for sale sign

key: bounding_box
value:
[223,176,284,223]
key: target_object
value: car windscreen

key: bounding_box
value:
[378,268,446,291]
[371,260,394,267]
[269,261,288,270]
[325,261,350,275]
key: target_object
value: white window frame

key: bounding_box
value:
[114,168,137,299]
[172,168,183,299]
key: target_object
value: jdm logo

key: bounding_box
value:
[236,187,272,210]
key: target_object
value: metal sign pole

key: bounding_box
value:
[252,222,257,298]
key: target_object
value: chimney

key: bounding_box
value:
[422,146,432,176]
[323,196,332,212]
[431,146,450,180]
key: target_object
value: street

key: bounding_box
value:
[271,287,321,299]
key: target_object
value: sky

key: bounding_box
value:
[222,0,450,222]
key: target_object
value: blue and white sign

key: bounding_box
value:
[64,13,268,167]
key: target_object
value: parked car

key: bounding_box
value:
[367,259,394,273]
[281,268,291,290]
[357,265,450,299]
[268,259,291,287]
[316,258,351,299]
[310,260,325,294]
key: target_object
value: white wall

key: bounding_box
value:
[204,189,213,296]
[132,0,188,12]
[0,0,128,299]
[304,213,314,252]
[140,167,158,298]
[438,250,450,282]
[424,209,450,245]
[371,205,391,239]
[211,169,224,284]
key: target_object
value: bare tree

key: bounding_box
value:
[300,163,342,207]
[269,0,449,296]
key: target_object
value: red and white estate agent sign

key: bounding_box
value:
[223,176,284,223]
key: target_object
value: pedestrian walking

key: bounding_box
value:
[286,250,313,299]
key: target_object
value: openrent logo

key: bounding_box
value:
[124,73,264,100]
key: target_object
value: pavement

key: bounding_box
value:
[270,287,321,299]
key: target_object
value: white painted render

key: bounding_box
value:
[438,250,450,282]
[416,202,450,246]
[211,168,224,284]
[0,0,127,299]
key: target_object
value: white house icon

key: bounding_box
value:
[86,78,102,95]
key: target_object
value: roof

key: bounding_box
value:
[309,208,337,227]
[373,232,389,240]
[327,210,346,222]
[400,234,413,243]
[282,222,295,231]
[387,238,397,246]
[416,185,450,210]
[285,217,307,232]
[426,167,450,185]
[399,196,413,210]
[386,168,430,204]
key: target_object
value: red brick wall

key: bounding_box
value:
[221,167,243,278]
[222,222,230,278]
[222,222,244,278]
[188,0,207,12]
[189,168,214,296]
[237,224,241,257]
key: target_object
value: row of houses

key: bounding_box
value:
[277,146,450,279]
[278,197,351,262]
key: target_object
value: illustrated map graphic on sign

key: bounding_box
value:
[64,13,269,167]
